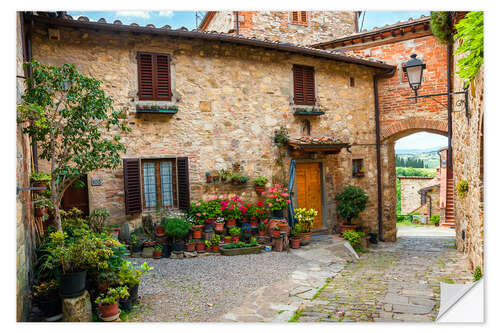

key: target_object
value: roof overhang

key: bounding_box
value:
[24,12,395,71]
[199,11,216,30]
[288,137,351,154]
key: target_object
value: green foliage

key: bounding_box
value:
[30,280,59,301]
[229,227,241,237]
[163,217,191,240]
[273,126,289,148]
[335,185,369,224]
[294,208,317,233]
[473,266,482,282]
[430,11,454,45]
[395,156,427,168]
[118,262,152,288]
[17,60,130,230]
[430,214,440,225]
[88,208,110,234]
[454,11,484,87]
[95,286,129,305]
[253,176,269,186]
[228,172,250,184]
[222,240,258,249]
[396,167,436,177]
[457,180,469,199]
[343,230,362,249]
[31,171,51,182]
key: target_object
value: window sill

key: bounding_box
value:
[136,102,178,114]
[353,173,365,178]
[292,105,325,116]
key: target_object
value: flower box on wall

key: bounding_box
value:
[292,106,325,116]
[136,105,178,114]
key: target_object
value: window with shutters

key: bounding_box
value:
[293,64,316,106]
[141,159,178,210]
[137,52,172,101]
[291,11,308,26]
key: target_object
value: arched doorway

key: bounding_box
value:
[379,124,448,241]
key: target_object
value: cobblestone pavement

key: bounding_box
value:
[294,228,473,322]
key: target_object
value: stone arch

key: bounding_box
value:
[381,118,448,142]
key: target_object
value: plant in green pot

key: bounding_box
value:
[117,261,152,304]
[95,286,129,321]
[334,185,369,235]
[153,245,162,259]
[229,227,241,243]
[253,176,269,195]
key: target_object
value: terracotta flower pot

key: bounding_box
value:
[339,224,356,235]
[277,223,289,234]
[33,181,47,194]
[224,236,232,244]
[212,245,220,252]
[290,237,301,249]
[195,242,205,252]
[215,222,225,232]
[232,236,239,243]
[272,229,281,238]
[206,246,212,253]
[192,225,203,239]
[249,219,258,227]
[299,232,312,245]
[258,230,266,237]
[186,243,195,252]
[156,226,165,236]
[254,185,265,195]
[153,251,162,259]
[226,219,236,228]
[99,302,119,319]
[35,207,48,217]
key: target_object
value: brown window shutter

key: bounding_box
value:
[155,54,172,101]
[137,53,154,100]
[176,157,191,210]
[300,11,307,24]
[293,64,315,105]
[123,158,142,215]
[291,11,299,24]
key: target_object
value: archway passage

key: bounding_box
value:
[379,128,450,241]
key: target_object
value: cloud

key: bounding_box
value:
[158,11,174,18]
[115,11,150,19]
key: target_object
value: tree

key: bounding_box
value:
[18,61,130,231]
[335,185,369,225]
[454,11,483,87]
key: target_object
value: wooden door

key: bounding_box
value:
[61,175,89,216]
[296,162,322,230]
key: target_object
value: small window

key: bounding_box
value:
[291,11,308,26]
[137,52,172,101]
[302,119,311,136]
[350,77,355,87]
[352,159,364,177]
[142,159,178,209]
[293,64,316,105]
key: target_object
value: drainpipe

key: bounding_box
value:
[446,40,453,171]
[373,68,396,241]
[234,11,240,35]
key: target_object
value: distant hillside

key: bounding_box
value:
[396,150,441,169]
[395,146,446,154]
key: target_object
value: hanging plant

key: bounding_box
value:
[273,126,289,148]
[430,11,454,45]
[456,180,469,199]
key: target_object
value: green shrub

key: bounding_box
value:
[335,185,369,225]
[473,266,482,282]
[253,176,269,186]
[229,227,241,237]
[164,217,190,240]
[343,230,361,249]
[430,214,440,225]
[430,11,454,45]
[454,11,483,87]
[457,180,469,199]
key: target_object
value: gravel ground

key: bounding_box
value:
[123,251,310,322]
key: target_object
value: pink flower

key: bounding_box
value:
[276,198,281,202]
[196,213,201,217]
[286,200,291,204]
[282,193,289,197]
[196,202,201,207]
[202,213,206,216]
[268,203,272,207]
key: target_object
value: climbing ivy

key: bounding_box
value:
[454,11,484,87]
[430,11,454,45]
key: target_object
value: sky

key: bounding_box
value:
[67,10,438,150]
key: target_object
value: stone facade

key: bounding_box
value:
[452,44,484,271]
[398,177,434,215]
[202,11,357,46]
[16,12,34,321]
[30,21,384,236]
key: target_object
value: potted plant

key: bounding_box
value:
[96,271,120,292]
[130,234,142,253]
[294,208,317,245]
[117,261,152,303]
[30,171,51,193]
[264,184,290,218]
[271,226,281,238]
[232,161,241,172]
[253,176,269,195]
[195,239,205,252]
[35,197,52,218]
[219,169,231,182]
[229,227,241,243]
[258,223,267,236]
[95,286,129,321]
[188,201,207,226]
[290,226,301,249]
[214,217,225,231]
[224,235,232,244]
[186,239,196,252]
[212,234,221,252]
[29,280,61,318]
[220,197,243,227]
[153,245,162,259]
[164,217,191,252]
[205,171,213,183]
[335,185,369,234]
[276,218,289,234]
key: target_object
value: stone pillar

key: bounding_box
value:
[62,290,92,322]
[380,141,397,241]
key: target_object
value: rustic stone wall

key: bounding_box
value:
[399,177,434,215]
[452,50,484,271]
[16,12,33,322]
[30,24,382,234]
[206,11,357,46]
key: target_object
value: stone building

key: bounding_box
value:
[24,12,396,240]
[398,175,435,215]
[199,11,359,46]
[451,12,484,271]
